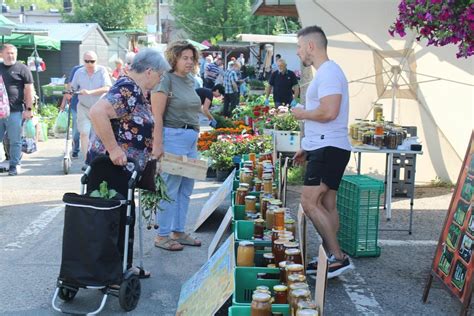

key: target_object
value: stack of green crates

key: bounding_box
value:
[337,175,384,257]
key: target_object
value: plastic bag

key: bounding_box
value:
[22,137,37,154]
[24,119,36,138]
[54,109,69,133]
[0,75,10,119]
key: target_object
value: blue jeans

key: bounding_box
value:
[71,108,80,155]
[0,111,23,168]
[156,127,198,237]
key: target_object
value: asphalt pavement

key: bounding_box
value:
[0,135,468,315]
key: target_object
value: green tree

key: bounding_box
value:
[63,0,154,31]
[171,0,300,42]
[4,0,61,10]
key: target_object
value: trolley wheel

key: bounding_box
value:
[58,286,78,302]
[118,275,141,311]
[63,157,71,174]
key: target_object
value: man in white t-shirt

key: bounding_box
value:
[291,25,354,279]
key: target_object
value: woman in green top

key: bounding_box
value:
[151,41,202,251]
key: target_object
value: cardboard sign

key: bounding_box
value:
[176,234,235,316]
[297,203,306,267]
[315,244,329,316]
[281,157,289,206]
[208,207,232,259]
[194,169,236,231]
[424,132,474,313]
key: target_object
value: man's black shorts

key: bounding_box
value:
[304,146,351,190]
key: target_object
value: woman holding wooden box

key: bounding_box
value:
[151,41,203,251]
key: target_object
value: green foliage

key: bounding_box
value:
[273,113,300,131]
[171,0,301,42]
[4,0,60,10]
[64,0,154,31]
[287,166,304,185]
[248,79,265,90]
[90,181,118,199]
[208,141,236,171]
[214,113,236,128]
[38,103,59,132]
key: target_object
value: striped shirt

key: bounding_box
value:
[205,62,221,82]
[223,69,238,94]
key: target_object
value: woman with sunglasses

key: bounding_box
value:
[87,48,170,278]
[151,41,203,251]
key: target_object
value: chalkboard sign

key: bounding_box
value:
[424,132,474,315]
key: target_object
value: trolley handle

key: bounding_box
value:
[81,155,140,189]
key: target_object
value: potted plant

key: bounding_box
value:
[273,108,301,153]
[208,141,236,181]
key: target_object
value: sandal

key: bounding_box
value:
[154,237,184,251]
[171,233,201,247]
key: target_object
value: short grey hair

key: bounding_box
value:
[130,48,170,73]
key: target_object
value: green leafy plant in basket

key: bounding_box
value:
[273,113,300,131]
[208,141,236,171]
[140,174,173,230]
[89,181,118,199]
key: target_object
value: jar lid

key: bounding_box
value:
[256,285,269,291]
[285,249,301,256]
[254,218,265,224]
[297,300,318,310]
[263,252,274,259]
[239,183,250,188]
[240,168,250,172]
[273,209,285,214]
[245,195,257,200]
[254,179,262,184]
[284,242,298,248]
[252,292,271,302]
[285,218,296,224]
[278,261,288,268]
[274,239,286,245]
[267,263,276,268]
[273,285,288,292]
[287,263,304,271]
[237,187,249,191]
[272,229,285,234]
[292,289,311,298]
[289,282,309,290]
[239,241,254,247]
[296,310,319,316]
[244,160,253,164]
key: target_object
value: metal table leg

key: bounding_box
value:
[357,152,361,175]
[386,153,393,220]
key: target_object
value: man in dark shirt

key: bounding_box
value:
[265,58,299,107]
[195,84,224,128]
[0,44,34,176]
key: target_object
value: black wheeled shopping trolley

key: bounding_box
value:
[52,155,145,314]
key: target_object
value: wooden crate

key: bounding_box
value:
[160,152,208,181]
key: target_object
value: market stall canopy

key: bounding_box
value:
[295,0,473,184]
[1,33,60,50]
[186,39,209,50]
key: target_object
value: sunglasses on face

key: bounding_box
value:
[84,60,96,64]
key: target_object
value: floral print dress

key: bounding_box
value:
[88,76,154,172]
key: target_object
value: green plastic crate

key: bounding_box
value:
[336,175,384,257]
[234,220,271,247]
[233,205,246,221]
[228,305,290,315]
[233,267,288,307]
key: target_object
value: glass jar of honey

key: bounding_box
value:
[288,283,310,310]
[245,195,257,213]
[263,178,273,194]
[285,248,302,265]
[286,264,305,283]
[236,187,248,205]
[273,285,288,304]
[290,289,311,316]
[263,252,275,267]
[287,274,307,287]
[254,218,265,239]
[273,239,286,265]
[273,209,285,230]
[250,292,272,316]
[237,241,254,267]
[297,300,318,314]
[260,197,271,219]
[279,261,289,284]
[265,207,275,230]
[254,179,262,192]
[240,168,254,186]
[296,309,319,316]
[272,184,278,198]
[284,218,296,236]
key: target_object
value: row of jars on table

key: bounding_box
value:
[349,119,408,149]
[250,272,319,315]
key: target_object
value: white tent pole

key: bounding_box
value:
[391,66,400,122]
